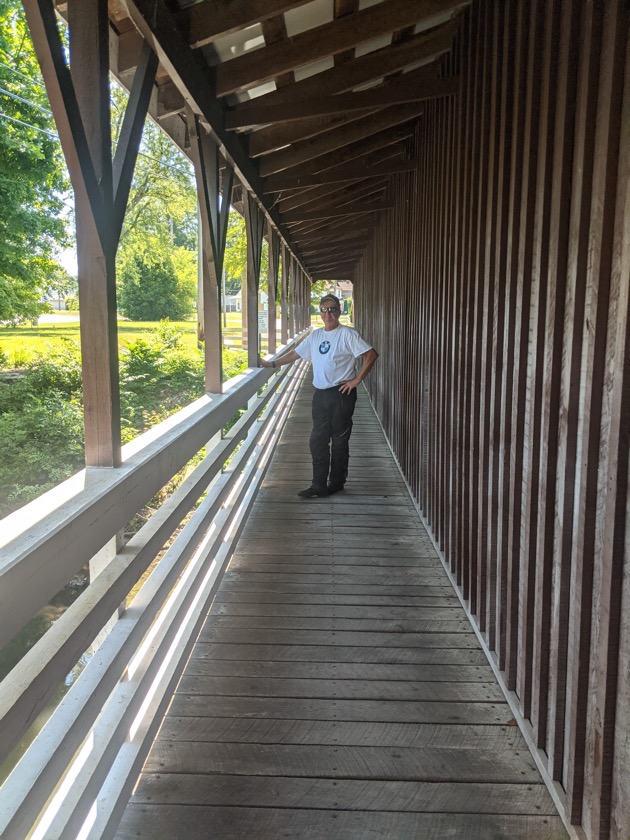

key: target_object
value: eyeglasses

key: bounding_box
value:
[320,306,340,313]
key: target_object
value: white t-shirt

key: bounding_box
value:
[296,325,373,389]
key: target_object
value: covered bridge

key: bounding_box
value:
[0,1,629,839]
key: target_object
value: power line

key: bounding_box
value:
[0,110,58,139]
[0,85,53,116]
[0,59,44,89]
[0,102,194,179]
[0,67,194,180]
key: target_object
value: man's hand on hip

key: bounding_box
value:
[339,379,359,394]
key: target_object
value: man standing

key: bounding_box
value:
[260,293,378,498]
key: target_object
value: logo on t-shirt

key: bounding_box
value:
[319,340,331,354]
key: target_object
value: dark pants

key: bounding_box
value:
[310,386,358,489]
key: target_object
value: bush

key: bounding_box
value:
[0,393,84,516]
[223,348,247,380]
[65,295,78,311]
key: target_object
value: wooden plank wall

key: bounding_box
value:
[352,2,630,839]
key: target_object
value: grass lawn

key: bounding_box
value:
[0,314,248,366]
[0,311,351,367]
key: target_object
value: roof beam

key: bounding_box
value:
[281,180,389,218]
[303,245,367,262]
[296,227,377,247]
[229,70,459,129]
[263,149,412,191]
[178,0,313,48]
[295,216,380,241]
[215,0,468,96]
[274,127,413,178]
[260,102,424,176]
[248,108,379,157]
[282,198,394,222]
[228,23,457,114]
[276,178,375,214]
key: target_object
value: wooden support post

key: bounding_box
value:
[23,0,158,625]
[189,114,234,393]
[244,193,265,368]
[299,268,306,331]
[303,269,310,330]
[280,243,289,344]
[23,0,157,467]
[268,225,280,354]
[45,0,119,466]
[289,254,297,338]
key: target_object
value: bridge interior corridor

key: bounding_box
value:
[116,376,567,840]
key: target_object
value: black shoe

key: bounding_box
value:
[297,485,328,498]
[327,483,344,495]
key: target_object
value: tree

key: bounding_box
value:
[0,0,69,320]
[118,237,196,321]
[47,265,76,301]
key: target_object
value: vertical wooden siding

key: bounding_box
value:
[353,2,630,839]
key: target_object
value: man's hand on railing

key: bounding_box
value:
[259,349,300,369]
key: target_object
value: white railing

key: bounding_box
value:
[0,336,308,840]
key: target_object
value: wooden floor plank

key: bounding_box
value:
[156,718,523,748]
[212,592,459,606]
[116,806,566,839]
[167,696,516,725]
[176,675,505,702]
[142,742,542,782]
[128,774,559,814]
[182,660,496,682]
[115,376,566,839]
[190,643,489,665]
[203,615,471,633]
[211,602,465,618]
[197,628,480,648]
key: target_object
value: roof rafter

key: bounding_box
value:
[214,0,468,96]
[263,148,412,191]
[260,102,424,177]
[229,70,459,130]
[229,23,458,115]
[178,0,313,48]
[283,198,394,223]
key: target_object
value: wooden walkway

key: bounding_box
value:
[116,376,568,840]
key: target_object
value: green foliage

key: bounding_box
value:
[0,0,69,320]
[223,211,246,294]
[119,324,200,440]
[65,295,78,311]
[223,347,247,380]
[0,342,84,514]
[46,264,76,300]
[0,321,248,516]
[223,209,269,295]
[117,238,196,321]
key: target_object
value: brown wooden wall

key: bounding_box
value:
[353,2,630,838]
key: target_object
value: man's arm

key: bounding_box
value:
[259,349,300,369]
[339,348,379,394]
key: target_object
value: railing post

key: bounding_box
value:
[244,193,265,367]
[189,114,234,393]
[268,224,280,354]
[280,242,289,344]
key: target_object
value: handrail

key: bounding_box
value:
[0,335,308,840]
